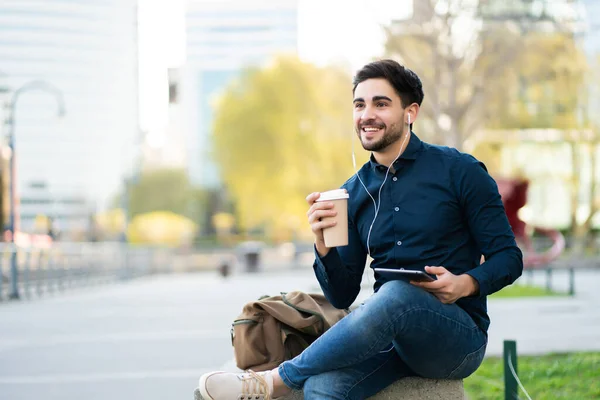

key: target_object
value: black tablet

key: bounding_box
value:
[373,268,436,282]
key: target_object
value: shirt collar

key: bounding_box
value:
[368,131,423,170]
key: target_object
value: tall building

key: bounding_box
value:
[0,0,139,234]
[183,0,299,188]
[141,68,187,170]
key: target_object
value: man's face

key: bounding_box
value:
[353,78,405,152]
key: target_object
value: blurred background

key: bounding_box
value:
[0,1,599,399]
[0,0,598,254]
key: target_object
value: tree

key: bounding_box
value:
[127,211,197,247]
[212,56,361,237]
[484,32,588,130]
[383,0,586,149]
[384,0,597,249]
[124,168,207,224]
[482,32,592,248]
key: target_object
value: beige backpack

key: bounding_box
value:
[231,291,349,371]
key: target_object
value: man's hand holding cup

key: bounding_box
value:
[306,189,349,257]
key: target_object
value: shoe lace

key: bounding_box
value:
[240,370,271,400]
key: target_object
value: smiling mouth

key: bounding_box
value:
[362,126,384,135]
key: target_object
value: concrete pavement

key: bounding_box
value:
[486,268,600,356]
[0,269,318,400]
[0,265,598,399]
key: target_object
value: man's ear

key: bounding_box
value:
[406,103,420,124]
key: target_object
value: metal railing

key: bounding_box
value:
[0,242,173,301]
[0,241,312,302]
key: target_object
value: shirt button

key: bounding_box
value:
[394,207,399,212]
[392,177,398,181]
[397,241,402,246]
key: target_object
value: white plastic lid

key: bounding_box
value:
[316,189,349,201]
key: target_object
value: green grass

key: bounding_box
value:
[465,352,600,399]
[490,284,565,298]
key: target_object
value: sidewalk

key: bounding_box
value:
[0,264,596,400]
[485,268,600,356]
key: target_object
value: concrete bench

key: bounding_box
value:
[281,377,465,399]
[195,377,465,400]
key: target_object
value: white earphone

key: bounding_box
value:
[351,110,412,256]
[351,109,412,290]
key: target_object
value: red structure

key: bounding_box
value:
[496,178,565,268]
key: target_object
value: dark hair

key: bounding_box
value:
[352,59,424,108]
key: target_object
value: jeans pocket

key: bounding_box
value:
[446,342,487,379]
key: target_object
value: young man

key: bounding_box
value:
[198,59,523,399]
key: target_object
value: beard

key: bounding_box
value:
[355,121,404,152]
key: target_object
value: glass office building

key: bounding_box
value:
[183,0,299,188]
[0,0,139,233]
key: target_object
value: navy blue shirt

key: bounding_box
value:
[313,132,523,333]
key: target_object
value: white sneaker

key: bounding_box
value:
[198,370,276,400]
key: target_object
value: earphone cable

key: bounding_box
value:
[352,126,410,256]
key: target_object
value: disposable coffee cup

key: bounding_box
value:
[315,189,349,247]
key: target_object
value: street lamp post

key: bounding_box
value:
[0,72,8,95]
[4,80,65,300]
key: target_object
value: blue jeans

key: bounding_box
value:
[278,280,487,399]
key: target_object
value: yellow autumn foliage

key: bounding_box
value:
[127,211,197,247]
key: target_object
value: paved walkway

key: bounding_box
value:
[0,270,318,400]
[485,268,600,356]
[0,265,598,400]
